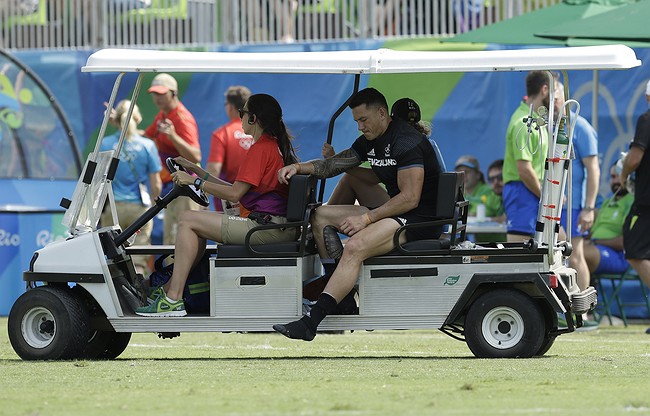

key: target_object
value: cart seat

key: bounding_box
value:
[383,171,467,256]
[217,174,319,258]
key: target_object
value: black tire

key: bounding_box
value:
[83,331,132,360]
[536,335,557,356]
[8,286,93,360]
[535,309,558,356]
[465,289,545,358]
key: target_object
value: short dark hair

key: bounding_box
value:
[225,85,252,111]
[525,71,551,97]
[488,159,503,172]
[348,87,388,111]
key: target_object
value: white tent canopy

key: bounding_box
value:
[83,45,640,74]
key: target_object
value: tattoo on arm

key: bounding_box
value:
[311,148,361,178]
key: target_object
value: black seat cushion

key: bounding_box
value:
[387,238,451,254]
[217,174,318,259]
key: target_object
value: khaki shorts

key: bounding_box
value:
[221,214,297,245]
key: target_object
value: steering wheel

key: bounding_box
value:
[165,158,210,207]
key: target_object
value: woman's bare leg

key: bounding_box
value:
[165,210,224,301]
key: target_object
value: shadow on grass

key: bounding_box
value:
[3,355,561,362]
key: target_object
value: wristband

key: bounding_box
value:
[203,172,210,180]
[583,207,595,211]
[362,213,372,225]
[293,163,301,174]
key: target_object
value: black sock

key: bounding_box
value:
[305,292,338,330]
[273,293,338,341]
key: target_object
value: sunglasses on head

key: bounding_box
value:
[488,174,503,183]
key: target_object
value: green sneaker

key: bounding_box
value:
[147,286,165,304]
[136,296,186,317]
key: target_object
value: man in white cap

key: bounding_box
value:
[620,79,650,334]
[144,73,201,244]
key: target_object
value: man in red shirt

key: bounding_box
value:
[207,85,253,210]
[144,73,202,244]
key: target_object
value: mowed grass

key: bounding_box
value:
[1,318,650,416]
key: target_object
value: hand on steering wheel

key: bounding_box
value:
[165,158,210,207]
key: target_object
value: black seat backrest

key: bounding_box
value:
[435,172,463,218]
[217,174,319,258]
[390,171,467,255]
[286,174,316,222]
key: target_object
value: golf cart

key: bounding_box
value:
[7,46,641,360]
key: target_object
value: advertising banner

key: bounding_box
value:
[0,209,68,315]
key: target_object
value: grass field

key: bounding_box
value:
[1,318,650,416]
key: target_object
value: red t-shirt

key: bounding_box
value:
[236,133,288,217]
[144,102,200,184]
[207,119,253,183]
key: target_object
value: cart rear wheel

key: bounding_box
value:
[536,335,557,356]
[535,312,558,356]
[8,286,92,360]
[465,289,545,358]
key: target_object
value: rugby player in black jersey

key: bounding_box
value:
[274,88,444,341]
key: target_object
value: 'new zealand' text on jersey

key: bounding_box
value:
[350,118,442,217]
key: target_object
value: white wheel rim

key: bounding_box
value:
[481,306,524,350]
[21,307,56,349]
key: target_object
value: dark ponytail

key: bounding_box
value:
[246,93,298,166]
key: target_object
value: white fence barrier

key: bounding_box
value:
[0,0,558,50]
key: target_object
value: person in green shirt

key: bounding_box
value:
[584,163,633,276]
[462,157,506,244]
[455,155,493,217]
[485,158,505,221]
[502,71,550,242]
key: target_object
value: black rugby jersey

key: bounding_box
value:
[350,118,442,217]
[631,109,650,207]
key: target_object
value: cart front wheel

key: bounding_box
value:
[8,286,92,360]
[83,331,132,359]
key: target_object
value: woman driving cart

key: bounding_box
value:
[136,93,299,317]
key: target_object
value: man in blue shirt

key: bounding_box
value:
[556,83,600,297]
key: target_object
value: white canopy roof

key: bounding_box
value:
[82,45,640,74]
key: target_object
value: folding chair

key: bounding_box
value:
[592,266,650,326]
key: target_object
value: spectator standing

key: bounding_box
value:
[583,163,633,278]
[144,73,201,244]
[555,82,600,297]
[101,99,162,273]
[207,85,254,210]
[502,71,550,242]
[275,0,297,42]
[620,79,650,333]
